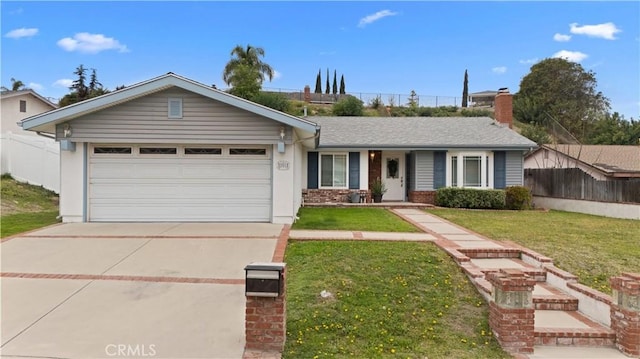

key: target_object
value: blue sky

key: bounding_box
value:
[2,1,639,119]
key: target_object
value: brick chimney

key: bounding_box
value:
[494,88,513,129]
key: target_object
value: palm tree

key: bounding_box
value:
[222,45,274,86]
[10,78,25,91]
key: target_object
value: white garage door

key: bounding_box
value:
[89,145,272,222]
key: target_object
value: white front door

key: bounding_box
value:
[382,152,405,201]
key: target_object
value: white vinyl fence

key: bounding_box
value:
[1,132,60,193]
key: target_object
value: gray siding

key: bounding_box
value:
[56,88,291,144]
[506,151,524,186]
[415,151,434,190]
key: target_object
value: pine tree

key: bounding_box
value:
[462,69,469,108]
[314,69,322,93]
[325,68,330,94]
[332,70,338,94]
[339,75,345,94]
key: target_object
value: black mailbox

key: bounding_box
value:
[244,262,285,297]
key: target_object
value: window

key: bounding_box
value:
[447,152,493,188]
[229,148,267,155]
[94,147,132,154]
[185,148,222,155]
[140,147,177,155]
[168,98,182,118]
[19,100,26,113]
[320,153,347,188]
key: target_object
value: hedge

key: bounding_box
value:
[505,186,532,210]
[435,187,505,209]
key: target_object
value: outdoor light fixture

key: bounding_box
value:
[63,123,72,138]
[370,151,375,161]
[279,127,285,140]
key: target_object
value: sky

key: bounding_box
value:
[2,1,639,119]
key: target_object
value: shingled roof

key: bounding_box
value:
[312,116,537,149]
[538,144,640,175]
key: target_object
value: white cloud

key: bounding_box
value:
[28,82,43,91]
[358,10,398,28]
[53,79,73,88]
[553,50,589,62]
[492,66,507,74]
[10,8,24,15]
[57,32,128,54]
[272,70,282,80]
[570,22,621,40]
[5,27,38,39]
[553,33,571,42]
[519,58,538,65]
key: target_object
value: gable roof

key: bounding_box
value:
[311,116,537,150]
[19,73,319,135]
[1,89,58,109]
[535,144,640,176]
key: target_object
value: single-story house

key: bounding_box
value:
[21,73,536,224]
[524,144,640,181]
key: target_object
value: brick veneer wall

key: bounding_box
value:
[245,269,287,352]
[610,272,640,357]
[488,269,536,354]
[368,151,382,189]
[302,189,371,204]
[408,190,436,204]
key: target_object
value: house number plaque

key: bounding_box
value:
[277,160,290,170]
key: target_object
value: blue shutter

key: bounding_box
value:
[433,151,446,189]
[348,152,360,189]
[494,151,506,189]
[307,152,318,189]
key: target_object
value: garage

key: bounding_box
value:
[89,144,272,222]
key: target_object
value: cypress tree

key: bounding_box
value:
[462,69,469,108]
[325,68,330,94]
[332,70,338,94]
[314,69,322,93]
[339,75,345,94]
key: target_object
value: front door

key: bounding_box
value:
[382,152,405,201]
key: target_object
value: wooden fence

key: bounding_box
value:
[524,168,640,204]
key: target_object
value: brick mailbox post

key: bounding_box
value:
[244,263,286,353]
[610,272,640,357]
[488,269,536,354]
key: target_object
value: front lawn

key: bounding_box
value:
[1,175,60,237]
[285,241,509,359]
[427,209,640,293]
[293,207,419,232]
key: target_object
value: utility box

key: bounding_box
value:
[244,262,285,297]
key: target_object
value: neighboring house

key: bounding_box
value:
[524,144,640,181]
[1,89,60,192]
[1,89,58,135]
[20,73,536,224]
[468,90,498,107]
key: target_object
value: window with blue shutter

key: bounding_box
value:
[494,151,506,189]
[307,152,318,189]
[348,152,360,189]
[433,151,446,189]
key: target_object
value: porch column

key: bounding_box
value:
[610,272,640,357]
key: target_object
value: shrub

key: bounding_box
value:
[505,186,532,210]
[435,187,505,209]
[368,95,383,109]
[333,96,364,116]
[251,92,290,112]
[460,108,494,117]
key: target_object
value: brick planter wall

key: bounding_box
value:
[245,268,287,353]
[610,272,640,357]
[488,269,536,354]
[302,189,371,204]
[408,190,436,204]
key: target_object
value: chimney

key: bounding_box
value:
[494,88,513,129]
[303,85,311,103]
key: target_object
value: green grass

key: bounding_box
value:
[293,208,420,232]
[1,211,59,237]
[427,208,640,293]
[284,241,510,359]
[1,175,60,238]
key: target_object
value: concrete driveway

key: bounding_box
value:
[1,223,286,359]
